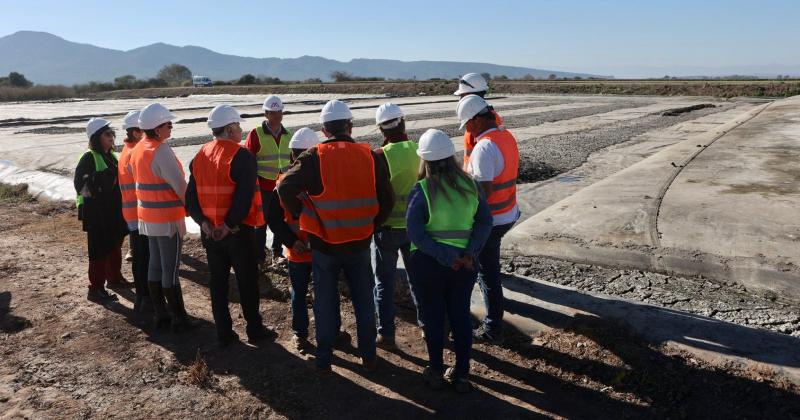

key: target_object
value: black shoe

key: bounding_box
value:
[134,296,152,313]
[473,324,503,345]
[362,356,379,373]
[334,329,351,348]
[444,367,472,393]
[218,330,240,348]
[87,288,118,302]
[422,367,446,390]
[375,334,397,350]
[247,325,276,344]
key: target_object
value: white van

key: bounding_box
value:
[192,76,213,87]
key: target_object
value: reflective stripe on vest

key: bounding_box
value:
[129,137,186,224]
[477,128,518,217]
[382,140,420,228]
[410,176,479,251]
[75,149,117,207]
[298,142,378,244]
[192,139,264,228]
[255,125,291,180]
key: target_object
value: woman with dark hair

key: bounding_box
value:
[74,117,130,302]
[406,129,492,393]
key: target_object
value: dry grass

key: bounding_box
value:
[185,350,212,388]
[0,85,74,101]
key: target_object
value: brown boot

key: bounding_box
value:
[163,285,195,333]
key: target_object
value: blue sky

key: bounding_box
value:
[3,0,799,77]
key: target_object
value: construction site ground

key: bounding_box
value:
[1,92,800,418]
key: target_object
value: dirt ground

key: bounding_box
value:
[1,191,799,419]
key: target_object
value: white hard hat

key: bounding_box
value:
[288,127,320,149]
[320,100,353,123]
[262,95,284,112]
[375,103,404,128]
[86,117,111,138]
[453,72,489,96]
[138,103,177,130]
[417,129,455,161]
[207,105,242,129]
[457,95,490,129]
[121,111,141,130]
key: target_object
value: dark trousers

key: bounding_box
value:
[255,189,283,261]
[312,249,376,368]
[477,222,514,334]
[409,251,477,373]
[130,230,150,298]
[86,230,123,290]
[372,228,422,337]
[288,260,312,337]
[203,226,263,338]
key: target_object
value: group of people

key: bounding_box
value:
[74,72,519,393]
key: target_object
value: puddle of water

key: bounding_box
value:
[556,175,582,183]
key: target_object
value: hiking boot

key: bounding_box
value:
[292,334,311,354]
[444,367,472,394]
[422,367,446,390]
[334,329,351,348]
[375,334,397,350]
[473,324,503,345]
[362,356,379,373]
[87,288,118,303]
[133,295,152,313]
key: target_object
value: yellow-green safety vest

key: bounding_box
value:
[382,140,420,228]
[75,149,117,207]
[410,176,478,251]
[255,125,291,180]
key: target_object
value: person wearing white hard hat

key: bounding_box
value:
[278,99,395,372]
[371,103,424,349]
[457,95,520,344]
[75,117,130,302]
[118,111,151,311]
[244,95,292,268]
[130,103,194,332]
[406,128,492,393]
[185,105,271,346]
[454,73,504,169]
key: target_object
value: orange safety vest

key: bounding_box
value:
[463,110,503,168]
[130,137,186,224]
[298,142,379,244]
[192,139,264,228]
[276,175,312,263]
[118,142,138,225]
[476,128,519,216]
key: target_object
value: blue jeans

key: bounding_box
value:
[409,251,477,373]
[477,222,514,334]
[312,249,377,368]
[288,261,312,336]
[372,228,422,337]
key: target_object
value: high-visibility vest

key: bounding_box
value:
[192,139,264,228]
[410,176,479,251]
[130,137,186,224]
[118,142,138,224]
[276,175,312,263]
[382,140,420,229]
[255,125,291,180]
[298,142,379,244]
[476,128,519,216]
[463,110,503,169]
[76,149,117,208]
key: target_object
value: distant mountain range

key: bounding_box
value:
[0,31,604,85]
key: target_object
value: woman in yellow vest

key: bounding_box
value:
[74,118,130,302]
[406,129,492,393]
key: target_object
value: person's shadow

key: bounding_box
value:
[492,272,800,418]
[0,291,32,333]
